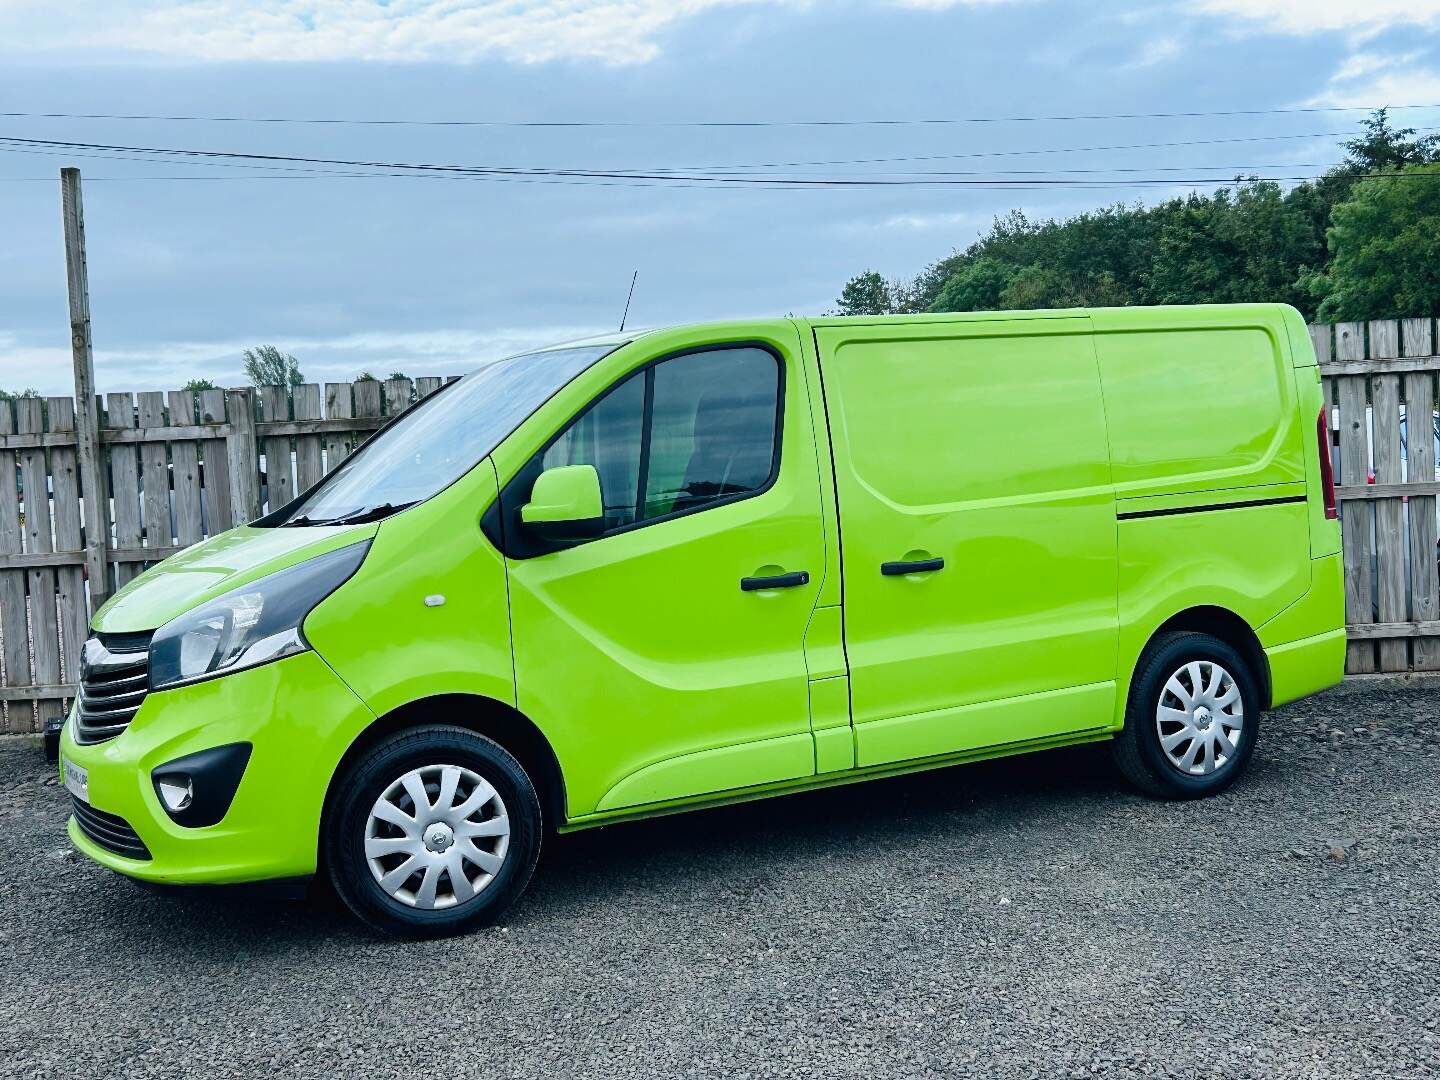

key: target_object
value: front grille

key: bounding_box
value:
[74,631,153,745]
[70,796,152,860]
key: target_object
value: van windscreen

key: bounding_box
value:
[276,344,616,527]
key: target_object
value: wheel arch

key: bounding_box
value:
[1148,606,1271,708]
[321,694,568,836]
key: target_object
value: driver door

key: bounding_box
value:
[496,335,829,819]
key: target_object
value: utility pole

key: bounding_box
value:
[60,168,110,612]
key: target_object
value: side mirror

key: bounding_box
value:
[520,464,605,542]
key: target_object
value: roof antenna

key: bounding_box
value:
[619,270,639,332]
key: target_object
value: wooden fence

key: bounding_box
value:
[2,316,1438,734]
[0,375,454,733]
[1315,319,1440,674]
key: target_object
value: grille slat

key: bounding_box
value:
[80,694,148,718]
[85,672,148,691]
[74,632,153,745]
[70,796,151,860]
[74,721,129,739]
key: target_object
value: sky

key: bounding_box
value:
[3,0,1440,394]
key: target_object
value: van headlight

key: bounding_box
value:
[149,542,369,691]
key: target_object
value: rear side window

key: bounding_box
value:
[516,345,782,549]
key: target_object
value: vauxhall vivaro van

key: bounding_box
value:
[62,305,1345,936]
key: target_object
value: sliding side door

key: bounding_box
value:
[814,317,1118,767]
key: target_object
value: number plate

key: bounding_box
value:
[62,758,88,802]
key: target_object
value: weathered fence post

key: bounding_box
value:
[1369,320,1407,671]
[1333,322,1375,673]
[59,167,111,610]
[1402,318,1440,670]
[226,388,262,523]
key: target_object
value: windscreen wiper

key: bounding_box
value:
[283,501,418,527]
[315,501,419,526]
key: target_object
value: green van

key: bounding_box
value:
[61,304,1345,936]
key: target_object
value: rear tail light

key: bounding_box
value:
[1317,406,1338,520]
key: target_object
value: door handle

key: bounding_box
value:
[881,557,945,576]
[740,570,810,592]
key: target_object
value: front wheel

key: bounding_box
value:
[325,726,542,938]
[1112,632,1261,799]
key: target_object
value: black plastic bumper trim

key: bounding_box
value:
[71,796,152,860]
[152,742,253,828]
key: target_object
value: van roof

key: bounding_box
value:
[509,303,1305,361]
[804,302,1303,328]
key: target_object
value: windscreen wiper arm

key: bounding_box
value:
[283,501,418,527]
[316,501,419,526]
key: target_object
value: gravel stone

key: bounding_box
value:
[1,686,1436,1079]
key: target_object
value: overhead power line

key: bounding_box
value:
[2,104,1439,128]
[676,128,1436,173]
[3,133,1436,193]
[0,138,1342,180]
[0,143,739,189]
[0,134,1364,188]
[1,177,1357,190]
[0,125,1393,178]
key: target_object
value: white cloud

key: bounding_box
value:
[1126,35,1180,69]
[840,210,976,232]
[0,0,1021,65]
[890,0,1018,8]
[1311,66,1440,111]
[1306,48,1440,111]
[1193,0,1440,37]
[1193,4,1440,114]
[1330,51,1423,85]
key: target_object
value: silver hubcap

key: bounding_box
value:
[1155,660,1245,776]
[365,764,510,910]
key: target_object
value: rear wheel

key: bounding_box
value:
[1112,632,1260,799]
[325,725,542,937]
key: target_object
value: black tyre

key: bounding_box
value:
[1112,632,1261,800]
[325,725,542,938]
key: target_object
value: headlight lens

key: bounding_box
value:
[149,542,369,691]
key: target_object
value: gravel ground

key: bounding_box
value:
[0,686,1436,1080]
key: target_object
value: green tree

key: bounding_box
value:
[1343,108,1440,172]
[355,370,378,382]
[181,378,218,392]
[931,256,1014,311]
[0,388,39,401]
[1286,109,1440,251]
[1307,163,1440,321]
[925,207,1155,313]
[835,270,896,316]
[1148,182,1315,309]
[242,345,303,387]
[386,370,409,382]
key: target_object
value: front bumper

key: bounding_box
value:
[60,650,375,885]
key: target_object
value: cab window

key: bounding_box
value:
[532,345,781,541]
[541,368,644,531]
[640,348,780,520]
